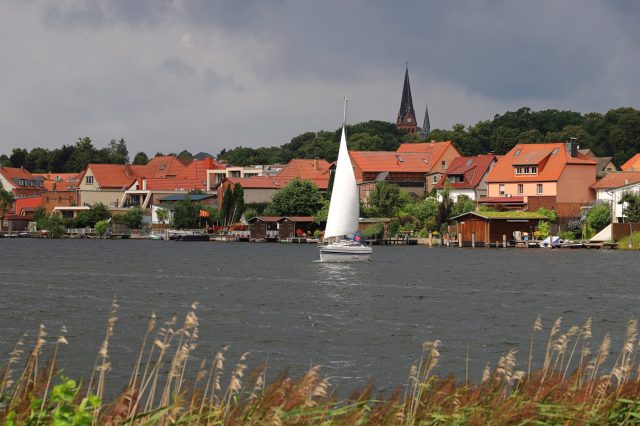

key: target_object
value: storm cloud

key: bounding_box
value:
[1,0,638,156]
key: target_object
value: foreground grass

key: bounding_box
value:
[2,302,640,425]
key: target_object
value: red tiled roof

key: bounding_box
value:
[621,154,640,171]
[480,196,526,204]
[277,159,331,180]
[34,173,82,191]
[0,166,42,188]
[486,143,596,183]
[14,196,43,214]
[86,157,222,189]
[225,175,329,190]
[435,155,496,189]
[349,151,434,173]
[592,171,640,189]
[144,177,208,191]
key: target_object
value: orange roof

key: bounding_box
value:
[396,141,457,163]
[85,156,222,189]
[435,155,497,189]
[592,171,640,189]
[0,166,43,188]
[145,177,208,191]
[34,173,82,191]
[621,154,640,171]
[225,175,329,190]
[277,159,331,180]
[14,196,43,214]
[486,143,596,183]
[349,151,434,173]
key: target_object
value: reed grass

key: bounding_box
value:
[2,306,640,425]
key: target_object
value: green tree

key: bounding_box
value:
[232,183,245,222]
[368,181,402,217]
[88,203,111,225]
[95,219,110,236]
[451,195,476,217]
[156,208,169,225]
[172,197,199,229]
[8,148,28,167]
[620,192,640,223]
[108,138,129,163]
[221,185,234,225]
[266,178,325,216]
[588,203,612,232]
[177,150,193,161]
[132,151,149,165]
[122,207,144,229]
[0,182,15,217]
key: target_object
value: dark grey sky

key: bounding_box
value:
[1,0,638,156]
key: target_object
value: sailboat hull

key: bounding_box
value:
[318,241,372,262]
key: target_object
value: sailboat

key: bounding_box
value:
[318,98,372,262]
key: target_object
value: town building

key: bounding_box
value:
[591,171,640,222]
[621,153,640,172]
[435,155,498,201]
[396,66,418,134]
[35,173,81,212]
[396,140,462,192]
[0,166,44,198]
[215,159,331,209]
[484,142,596,220]
[578,149,616,178]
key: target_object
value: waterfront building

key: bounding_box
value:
[484,141,596,221]
[621,153,640,172]
[215,159,331,209]
[0,166,44,198]
[592,171,640,222]
[434,154,498,201]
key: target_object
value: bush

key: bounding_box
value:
[95,220,110,236]
[363,223,384,239]
[587,203,611,233]
[536,221,550,239]
[388,220,400,237]
[559,231,576,241]
[618,232,640,250]
[536,208,557,223]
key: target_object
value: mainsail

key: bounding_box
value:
[323,126,360,239]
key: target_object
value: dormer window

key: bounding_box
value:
[514,149,521,157]
[515,165,538,175]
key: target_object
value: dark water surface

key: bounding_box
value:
[0,239,638,395]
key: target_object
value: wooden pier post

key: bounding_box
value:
[428,231,433,248]
[496,241,499,248]
[458,233,463,247]
[471,233,475,248]
[502,235,507,248]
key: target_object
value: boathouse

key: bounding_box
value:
[247,216,316,241]
[452,211,546,246]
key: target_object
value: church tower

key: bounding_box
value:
[396,64,418,134]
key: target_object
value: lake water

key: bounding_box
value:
[0,239,638,395]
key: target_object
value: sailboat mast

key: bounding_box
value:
[343,97,348,127]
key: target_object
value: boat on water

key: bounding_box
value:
[318,98,372,262]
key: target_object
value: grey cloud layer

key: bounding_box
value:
[1,0,638,155]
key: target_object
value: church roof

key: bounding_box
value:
[397,66,416,124]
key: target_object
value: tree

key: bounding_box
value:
[221,185,234,225]
[132,152,149,165]
[156,208,169,225]
[232,183,245,223]
[172,197,199,229]
[587,203,612,232]
[368,181,402,217]
[46,213,66,238]
[108,138,129,163]
[266,178,325,216]
[619,192,640,223]
[122,207,144,229]
[451,195,476,217]
[0,182,15,217]
[177,150,193,161]
[95,219,110,236]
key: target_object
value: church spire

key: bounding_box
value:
[396,64,417,133]
[420,104,431,137]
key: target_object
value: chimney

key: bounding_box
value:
[313,158,318,171]
[142,177,147,190]
[566,137,579,158]
[204,158,214,170]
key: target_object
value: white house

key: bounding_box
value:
[592,171,640,222]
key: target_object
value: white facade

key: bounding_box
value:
[437,188,477,202]
[595,183,640,222]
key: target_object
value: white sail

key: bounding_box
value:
[323,127,360,239]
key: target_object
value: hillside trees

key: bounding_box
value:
[265,178,325,216]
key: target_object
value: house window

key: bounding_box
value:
[432,175,438,183]
[441,160,446,171]
[531,166,537,174]
[499,184,505,196]
[514,149,521,157]
[537,184,543,194]
[85,175,94,184]
[517,184,524,194]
